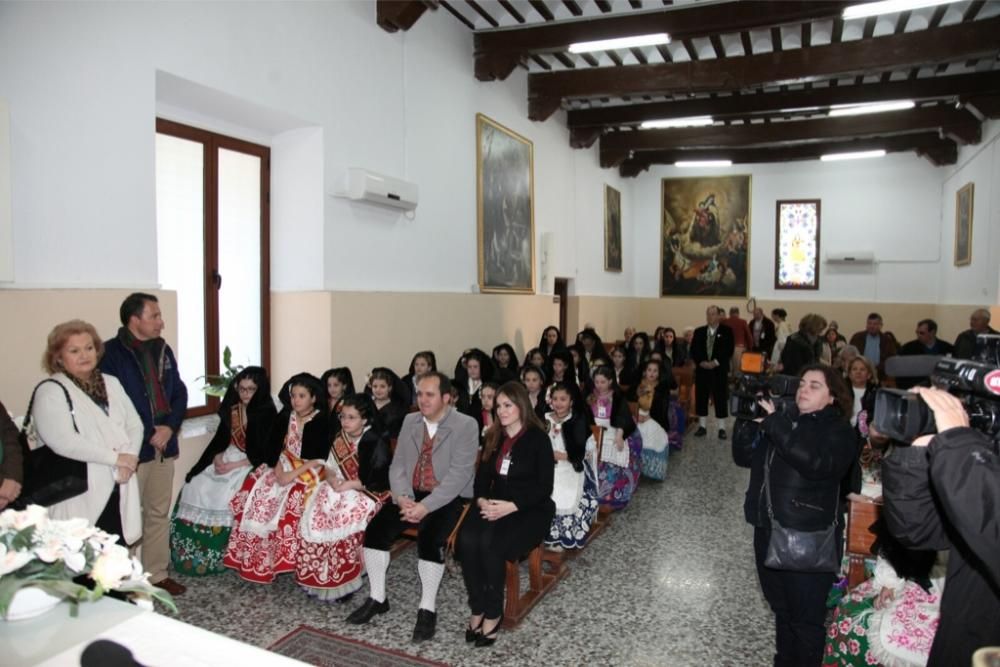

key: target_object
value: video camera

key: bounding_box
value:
[730,351,800,420]
[874,334,1000,442]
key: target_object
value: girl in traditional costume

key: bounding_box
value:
[171,367,276,575]
[223,373,330,583]
[588,366,641,510]
[296,394,392,601]
[544,383,598,550]
[628,359,680,480]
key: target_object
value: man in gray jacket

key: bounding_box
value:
[346,372,478,642]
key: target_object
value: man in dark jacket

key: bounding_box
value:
[101,293,188,596]
[780,313,826,377]
[882,387,1000,667]
[690,306,734,439]
[848,312,898,379]
[748,307,777,358]
[953,308,998,359]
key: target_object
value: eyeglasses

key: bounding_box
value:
[237,385,257,394]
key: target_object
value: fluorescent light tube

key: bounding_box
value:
[821,150,887,161]
[675,160,733,168]
[568,33,670,54]
[641,116,714,129]
[843,0,958,20]
[828,100,915,117]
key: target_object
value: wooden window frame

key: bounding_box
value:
[156,118,271,418]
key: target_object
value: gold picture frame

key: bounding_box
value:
[954,182,974,267]
[604,184,622,272]
[476,113,535,294]
[660,175,752,297]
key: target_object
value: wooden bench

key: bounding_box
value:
[502,544,568,629]
[846,497,881,588]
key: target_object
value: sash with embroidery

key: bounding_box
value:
[283,413,325,488]
[230,404,248,452]
[330,431,391,504]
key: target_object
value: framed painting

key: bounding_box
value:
[954,182,973,267]
[660,175,751,297]
[775,200,821,290]
[604,184,622,272]
[476,113,535,293]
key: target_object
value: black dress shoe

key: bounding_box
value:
[412,608,437,642]
[475,615,502,648]
[694,426,707,437]
[465,617,484,643]
[718,429,727,440]
[345,597,389,625]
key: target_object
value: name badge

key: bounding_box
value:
[499,456,512,476]
[597,405,609,420]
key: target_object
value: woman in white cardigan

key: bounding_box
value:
[31,320,144,545]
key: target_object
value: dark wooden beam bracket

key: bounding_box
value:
[377,0,437,32]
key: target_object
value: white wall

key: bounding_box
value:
[939,120,1000,306]
[634,153,947,303]
[0,1,636,297]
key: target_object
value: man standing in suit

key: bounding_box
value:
[749,307,777,359]
[347,372,478,643]
[691,306,735,440]
[849,313,898,380]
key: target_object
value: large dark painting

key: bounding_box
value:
[660,175,751,297]
[477,113,534,293]
[604,184,622,272]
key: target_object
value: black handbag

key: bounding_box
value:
[12,379,89,509]
[762,447,839,573]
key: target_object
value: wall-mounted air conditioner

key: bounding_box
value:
[825,251,875,264]
[332,168,418,212]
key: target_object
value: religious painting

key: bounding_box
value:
[775,200,821,290]
[660,175,751,297]
[954,182,974,267]
[604,184,622,272]
[477,113,535,293]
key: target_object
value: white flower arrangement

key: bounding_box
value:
[0,505,176,618]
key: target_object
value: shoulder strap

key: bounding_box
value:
[23,379,79,435]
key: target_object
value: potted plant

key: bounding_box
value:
[0,505,177,620]
[198,346,246,398]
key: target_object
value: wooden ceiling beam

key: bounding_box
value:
[376,1,436,32]
[566,71,1000,128]
[529,16,1000,119]
[498,0,526,23]
[617,133,958,175]
[475,1,852,80]
[599,106,980,167]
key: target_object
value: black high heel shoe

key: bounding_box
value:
[465,617,484,643]
[475,615,502,648]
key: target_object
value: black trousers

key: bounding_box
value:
[96,484,124,544]
[753,527,835,667]
[695,366,729,418]
[363,491,465,563]
[458,504,553,619]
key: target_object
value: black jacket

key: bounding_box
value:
[374,400,406,440]
[262,408,331,466]
[882,428,1000,666]
[690,324,735,374]
[732,405,858,531]
[588,390,637,440]
[627,377,676,433]
[475,426,555,516]
[345,429,392,497]
[780,331,820,377]
[547,409,593,473]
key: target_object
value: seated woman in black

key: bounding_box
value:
[454,348,495,418]
[491,343,519,385]
[520,365,548,422]
[537,326,567,363]
[622,332,652,388]
[577,328,612,369]
[366,367,407,440]
[476,382,498,439]
[547,348,585,408]
[588,365,641,510]
[609,345,628,386]
[321,367,355,438]
[522,347,546,372]
[656,327,688,368]
[459,381,555,647]
[626,359,679,480]
[401,351,436,407]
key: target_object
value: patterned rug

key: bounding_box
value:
[268,625,451,667]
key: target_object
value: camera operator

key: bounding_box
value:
[733,364,858,666]
[882,387,1000,667]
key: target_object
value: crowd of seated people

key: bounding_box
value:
[3,303,996,657]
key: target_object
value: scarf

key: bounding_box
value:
[66,369,109,412]
[118,327,171,420]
